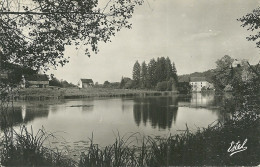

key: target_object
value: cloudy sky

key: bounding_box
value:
[49,0,260,84]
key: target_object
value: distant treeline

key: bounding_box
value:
[120,57,178,91]
[49,74,76,88]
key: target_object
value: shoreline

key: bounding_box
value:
[17,87,181,101]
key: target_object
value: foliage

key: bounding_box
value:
[49,75,76,88]
[167,77,176,91]
[125,80,134,89]
[1,62,37,85]
[177,82,191,94]
[131,57,178,90]
[147,58,157,87]
[211,55,234,91]
[0,0,143,70]
[238,6,260,49]
[132,61,141,87]
[103,81,111,88]
[120,77,132,89]
[101,81,120,89]
[140,61,148,89]
[156,81,168,91]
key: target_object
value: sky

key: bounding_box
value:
[48,0,260,84]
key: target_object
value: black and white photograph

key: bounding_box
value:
[0,0,260,166]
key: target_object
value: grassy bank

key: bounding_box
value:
[17,88,178,100]
[1,112,259,166]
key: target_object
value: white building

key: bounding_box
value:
[78,79,94,88]
[190,77,211,92]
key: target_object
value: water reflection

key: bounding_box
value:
[0,104,50,130]
[133,96,179,129]
[132,93,231,130]
[0,93,236,151]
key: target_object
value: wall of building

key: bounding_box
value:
[190,81,209,92]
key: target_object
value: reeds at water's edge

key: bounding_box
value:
[1,112,259,167]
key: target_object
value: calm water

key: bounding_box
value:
[1,92,230,157]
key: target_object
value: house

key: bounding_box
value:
[189,77,212,92]
[24,74,49,88]
[78,79,94,88]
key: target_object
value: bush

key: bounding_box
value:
[156,81,168,91]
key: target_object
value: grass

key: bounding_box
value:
[18,87,175,100]
[0,126,77,167]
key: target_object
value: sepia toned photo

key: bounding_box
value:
[0,0,259,166]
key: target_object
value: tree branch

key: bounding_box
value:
[0,11,108,15]
[247,61,260,77]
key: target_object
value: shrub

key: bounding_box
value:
[156,81,168,91]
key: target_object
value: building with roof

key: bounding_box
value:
[190,77,212,92]
[24,74,49,88]
[78,79,94,88]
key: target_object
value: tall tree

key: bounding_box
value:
[155,57,167,83]
[140,61,147,89]
[132,61,141,87]
[172,62,178,83]
[0,0,143,71]
[147,58,156,88]
[166,57,173,81]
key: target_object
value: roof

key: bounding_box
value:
[24,74,49,81]
[80,79,93,83]
[190,77,207,82]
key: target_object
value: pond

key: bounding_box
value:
[1,92,231,158]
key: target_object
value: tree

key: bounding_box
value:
[238,7,260,78]
[212,55,234,90]
[165,57,173,81]
[132,61,141,87]
[0,0,143,71]
[156,81,168,91]
[125,80,134,89]
[120,77,125,89]
[147,58,156,88]
[140,61,147,89]
[103,80,110,88]
[49,77,62,87]
[172,62,178,83]
[154,57,165,83]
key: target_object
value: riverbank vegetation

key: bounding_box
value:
[17,87,176,100]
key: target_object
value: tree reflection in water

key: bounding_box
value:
[0,104,50,130]
[132,93,232,130]
[133,96,180,130]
